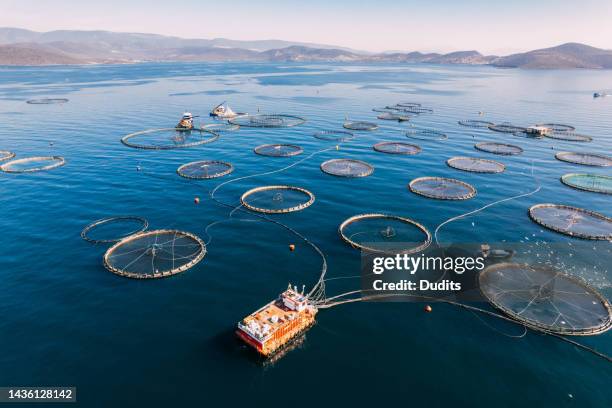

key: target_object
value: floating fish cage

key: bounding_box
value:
[560,174,612,195]
[254,144,304,157]
[343,121,378,131]
[229,114,306,128]
[488,123,527,134]
[201,123,240,133]
[373,142,421,155]
[81,216,149,244]
[313,130,355,142]
[544,132,593,142]
[0,156,66,173]
[474,142,523,156]
[26,98,69,104]
[177,160,234,179]
[446,156,505,174]
[320,158,374,178]
[406,128,448,141]
[376,112,410,122]
[458,119,495,128]
[121,128,219,150]
[528,204,612,240]
[240,185,315,214]
[555,152,612,167]
[409,176,476,200]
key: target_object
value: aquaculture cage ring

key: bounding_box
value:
[81,216,149,244]
[458,119,495,128]
[121,128,219,150]
[103,229,206,279]
[201,123,240,132]
[402,106,433,114]
[406,128,448,141]
[544,132,593,142]
[474,142,523,156]
[488,123,527,134]
[240,185,315,214]
[561,174,612,195]
[313,130,355,142]
[26,98,69,104]
[409,176,476,200]
[555,152,612,167]
[338,213,432,255]
[446,156,506,174]
[254,144,303,157]
[395,102,422,108]
[177,160,234,179]
[228,114,306,128]
[528,204,612,240]
[373,142,421,155]
[343,121,379,131]
[377,112,411,122]
[0,150,16,162]
[536,123,576,133]
[320,158,374,178]
[0,156,66,173]
[479,262,612,335]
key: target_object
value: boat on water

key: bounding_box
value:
[594,91,609,98]
[176,112,195,130]
[210,102,244,119]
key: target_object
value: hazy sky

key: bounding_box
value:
[1,0,611,54]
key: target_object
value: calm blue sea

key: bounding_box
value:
[0,62,610,407]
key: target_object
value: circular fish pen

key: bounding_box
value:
[479,263,612,335]
[228,114,305,128]
[373,142,421,155]
[544,132,593,142]
[528,204,612,240]
[81,216,149,244]
[406,128,448,141]
[446,156,505,173]
[313,130,355,142]
[555,152,612,167]
[240,185,315,214]
[121,128,219,150]
[177,160,234,179]
[377,112,410,122]
[403,106,433,114]
[458,119,495,128]
[474,142,523,156]
[409,176,476,200]
[26,98,69,104]
[536,123,576,133]
[201,123,240,132]
[254,144,303,157]
[343,121,378,131]
[103,229,206,279]
[561,174,612,195]
[372,107,397,113]
[0,150,16,162]
[338,213,432,254]
[396,102,422,108]
[0,156,65,173]
[320,158,374,178]
[488,123,527,134]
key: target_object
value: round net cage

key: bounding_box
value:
[396,102,422,108]
[103,230,206,279]
[561,174,612,195]
[544,132,593,142]
[377,112,410,122]
[338,213,432,255]
[458,119,495,128]
[555,152,612,167]
[240,185,315,214]
[479,262,612,335]
[26,98,69,104]
[228,114,305,128]
[409,176,476,200]
[81,216,149,244]
[201,123,240,132]
[406,128,448,141]
[320,158,374,178]
[343,121,379,131]
[254,144,303,157]
[488,123,527,134]
[402,106,433,114]
[177,160,234,179]
[0,156,65,173]
[373,142,421,155]
[446,156,506,174]
[313,130,355,142]
[474,142,523,156]
[372,107,398,113]
[0,150,16,162]
[121,128,219,150]
[536,123,576,133]
[528,204,612,240]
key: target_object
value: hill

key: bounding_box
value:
[492,43,612,69]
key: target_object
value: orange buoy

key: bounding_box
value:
[194,197,200,204]
[289,244,296,251]
[424,305,432,313]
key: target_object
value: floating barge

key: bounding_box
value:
[237,285,317,357]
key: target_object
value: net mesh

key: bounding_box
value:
[320,159,374,177]
[561,174,612,195]
[177,160,234,179]
[81,216,149,244]
[254,144,303,157]
[479,263,612,335]
[0,156,65,173]
[103,230,206,279]
[377,112,410,121]
[529,204,612,240]
[201,123,240,132]
[26,98,69,104]
[121,128,219,150]
[545,132,593,142]
[0,150,16,162]
[395,102,422,108]
[406,128,448,141]
[373,142,421,155]
[403,106,433,114]
[240,185,315,214]
[447,156,505,173]
[228,114,306,128]
[536,123,576,132]
[474,142,523,155]
[488,123,527,133]
[343,121,378,131]
[409,176,476,200]
[458,120,495,128]
[313,130,354,142]
[555,152,612,167]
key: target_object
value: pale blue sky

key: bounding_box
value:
[1,0,611,53]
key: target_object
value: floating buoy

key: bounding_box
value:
[136,166,141,172]
[289,244,296,251]
[335,145,339,150]
[424,305,432,313]
[194,197,200,204]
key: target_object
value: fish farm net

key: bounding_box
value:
[177,160,234,179]
[240,185,315,214]
[373,142,421,155]
[320,159,374,178]
[396,102,422,108]
[409,176,476,200]
[377,112,410,121]
[528,204,612,240]
[555,152,612,167]
[26,98,69,104]
[544,132,593,142]
[0,156,65,173]
[201,123,240,132]
[254,144,303,157]
[488,123,527,133]
[0,150,15,162]
[121,128,219,150]
[313,130,355,142]
[406,128,448,141]
[81,216,149,244]
[402,106,433,114]
[536,123,576,132]
[474,142,523,156]
[458,120,495,128]
[228,114,306,128]
[561,174,612,195]
[479,263,612,335]
[372,107,397,113]
[446,156,505,173]
[103,230,206,279]
[343,121,379,131]
[338,213,431,254]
